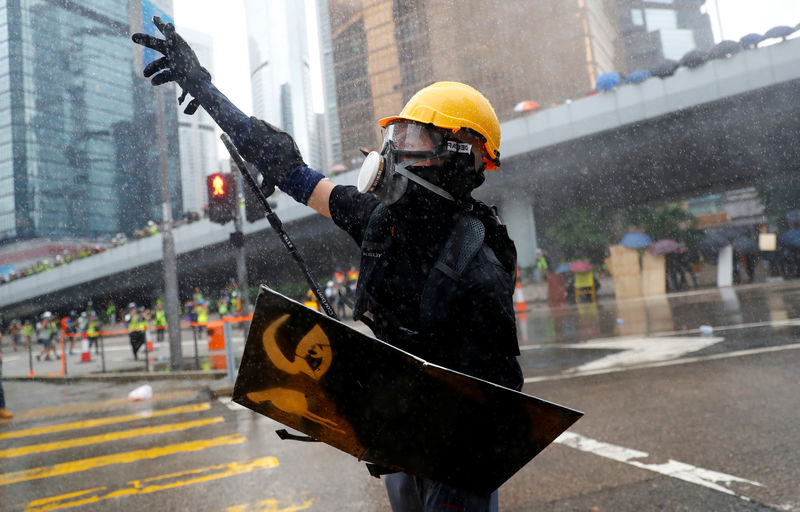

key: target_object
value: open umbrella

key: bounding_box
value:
[595,71,621,91]
[739,33,764,49]
[708,40,742,59]
[620,232,652,249]
[568,261,593,272]
[650,59,679,78]
[697,229,735,258]
[649,239,681,255]
[626,69,651,84]
[779,229,800,249]
[554,263,571,274]
[513,100,540,112]
[763,25,795,41]
[679,49,709,69]
[731,235,759,255]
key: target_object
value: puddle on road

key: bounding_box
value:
[519,284,800,346]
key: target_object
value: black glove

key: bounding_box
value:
[131,16,211,115]
[238,117,306,194]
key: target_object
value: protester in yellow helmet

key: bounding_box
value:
[134,21,521,512]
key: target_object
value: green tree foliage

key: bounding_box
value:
[543,206,611,265]
[627,204,699,246]
[757,181,800,232]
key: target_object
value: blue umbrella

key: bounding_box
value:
[626,69,651,84]
[740,33,764,49]
[555,263,571,274]
[595,71,621,91]
[763,25,795,41]
[779,229,800,249]
[620,232,652,249]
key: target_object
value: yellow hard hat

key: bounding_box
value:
[379,81,501,170]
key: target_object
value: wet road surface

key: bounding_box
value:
[1,282,799,511]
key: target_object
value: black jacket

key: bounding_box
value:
[329,185,523,390]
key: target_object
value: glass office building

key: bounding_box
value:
[0,0,181,242]
[617,0,714,71]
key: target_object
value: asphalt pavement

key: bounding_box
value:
[1,280,799,511]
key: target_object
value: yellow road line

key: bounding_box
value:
[0,403,212,440]
[22,457,280,512]
[11,390,200,421]
[217,496,315,512]
[0,417,224,458]
[0,433,246,486]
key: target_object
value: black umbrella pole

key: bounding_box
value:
[220,133,338,320]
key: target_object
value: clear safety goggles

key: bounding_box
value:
[382,120,487,165]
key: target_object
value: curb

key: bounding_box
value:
[207,379,235,399]
[4,370,228,384]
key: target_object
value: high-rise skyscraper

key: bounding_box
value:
[324,0,624,167]
[316,0,343,171]
[244,0,321,170]
[616,0,714,71]
[0,0,182,242]
[175,26,219,216]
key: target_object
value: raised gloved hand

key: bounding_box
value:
[131,16,211,114]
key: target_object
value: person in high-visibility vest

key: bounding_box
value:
[125,305,145,360]
[21,320,33,348]
[217,298,228,318]
[105,302,117,325]
[195,300,208,337]
[153,302,167,342]
[229,292,240,315]
[86,316,100,355]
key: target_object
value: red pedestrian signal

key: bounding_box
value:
[211,174,225,196]
[207,173,235,224]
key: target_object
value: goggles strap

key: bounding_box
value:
[395,158,455,202]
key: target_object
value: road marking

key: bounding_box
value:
[555,432,762,499]
[0,417,224,458]
[10,389,200,421]
[20,457,280,512]
[525,342,800,383]
[216,495,315,512]
[0,433,246,486]
[0,402,211,440]
[564,336,724,373]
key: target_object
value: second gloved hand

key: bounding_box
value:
[131,16,211,114]
[238,117,308,196]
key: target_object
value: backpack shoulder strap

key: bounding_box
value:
[352,204,393,322]
[419,214,485,331]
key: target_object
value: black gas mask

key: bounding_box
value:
[357,121,484,206]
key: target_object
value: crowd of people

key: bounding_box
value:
[320,266,359,318]
[0,212,208,287]
[0,281,246,362]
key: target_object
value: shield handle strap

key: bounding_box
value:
[275,429,320,443]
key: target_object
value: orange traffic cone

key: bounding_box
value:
[80,338,92,362]
[514,266,527,315]
[515,267,529,343]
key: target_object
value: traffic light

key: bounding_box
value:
[207,173,235,224]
